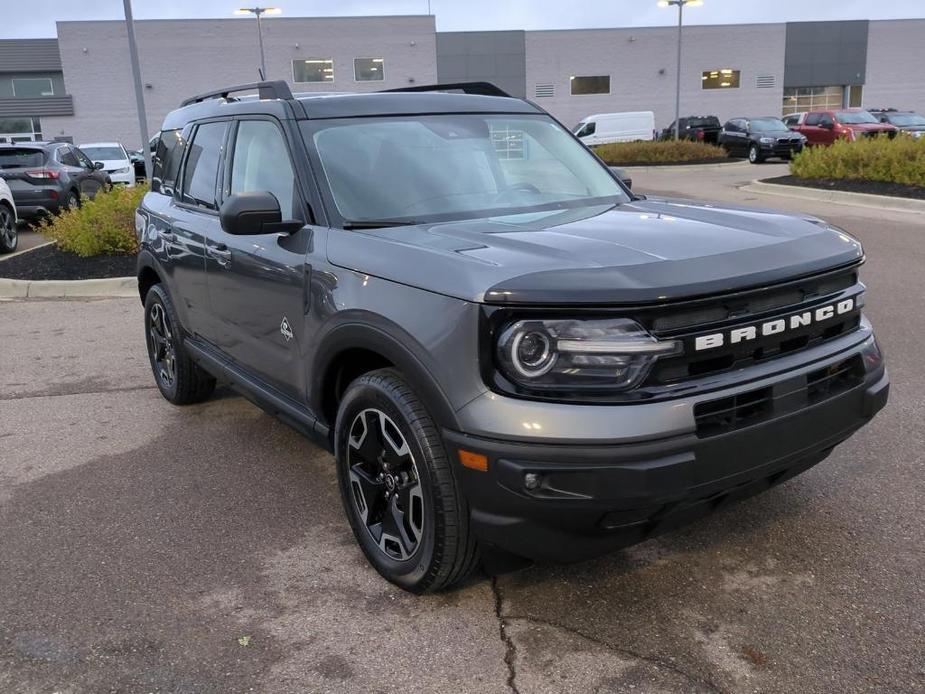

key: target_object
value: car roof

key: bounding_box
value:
[0,141,58,150]
[162,89,542,131]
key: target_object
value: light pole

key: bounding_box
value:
[234,7,281,80]
[123,0,152,180]
[658,0,702,140]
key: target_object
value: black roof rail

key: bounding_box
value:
[380,81,512,98]
[180,80,294,107]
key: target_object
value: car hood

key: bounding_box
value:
[326,198,864,305]
[92,159,130,169]
[844,123,894,132]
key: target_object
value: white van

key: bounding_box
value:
[573,111,656,145]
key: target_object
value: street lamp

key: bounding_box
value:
[234,7,281,80]
[658,0,702,140]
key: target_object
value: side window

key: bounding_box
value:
[58,147,80,167]
[73,147,94,168]
[181,121,227,210]
[153,129,185,195]
[804,113,822,126]
[229,120,299,220]
[820,114,835,127]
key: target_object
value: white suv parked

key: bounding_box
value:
[0,176,18,253]
[78,142,135,187]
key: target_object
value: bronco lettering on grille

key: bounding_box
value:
[693,298,856,352]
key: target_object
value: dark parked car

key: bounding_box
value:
[136,80,887,593]
[868,109,925,139]
[0,142,111,221]
[718,117,807,163]
[660,115,722,143]
[127,149,147,180]
[790,109,898,146]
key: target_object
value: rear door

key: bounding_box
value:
[61,146,107,199]
[169,120,229,341]
[205,116,313,401]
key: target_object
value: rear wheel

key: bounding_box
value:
[0,204,17,253]
[144,284,216,405]
[63,190,80,211]
[334,369,479,593]
[748,143,764,164]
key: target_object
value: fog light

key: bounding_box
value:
[524,473,541,491]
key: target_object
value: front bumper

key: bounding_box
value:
[445,333,888,562]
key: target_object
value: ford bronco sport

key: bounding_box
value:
[136,81,889,593]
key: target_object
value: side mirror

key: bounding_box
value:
[93,161,105,170]
[219,191,301,235]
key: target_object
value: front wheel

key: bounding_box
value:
[0,204,17,253]
[748,143,764,164]
[334,369,479,593]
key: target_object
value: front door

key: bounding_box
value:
[204,117,311,401]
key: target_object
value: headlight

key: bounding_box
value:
[759,137,774,144]
[116,166,131,174]
[495,318,682,393]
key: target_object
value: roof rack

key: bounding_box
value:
[380,81,512,98]
[180,80,294,107]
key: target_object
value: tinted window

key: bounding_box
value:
[73,147,94,168]
[230,120,299,219]
[0,148,45,169]
[570,76,610,95]
[819,114,835,127]
[153,129,185,195]
[688,117,720,128]
[354,58,384,81]
[574,121,596,137]
[749,118,789,132]
[804,113,822,126]
[59,147,80,167]
[182,122,227,210]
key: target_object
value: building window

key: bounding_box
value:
[293,58,334,83]
[701,70,740,90]
[782,86,844,116]
[570,76,610,96]
[11,78,54,97]
[0,117,43,143]
[354,58,384,81]
[848,85,863,108]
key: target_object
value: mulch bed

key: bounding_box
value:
[762,175,925,200]
[0,243,135,281]
[607,157,730,167]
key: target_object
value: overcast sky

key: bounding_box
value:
[2,0,922,38]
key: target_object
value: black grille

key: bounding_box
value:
[694,355,864,437]
[646,266,863,386]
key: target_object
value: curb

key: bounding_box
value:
[0,276,137,299]
[620,160,749,173]
[741,180,925,215]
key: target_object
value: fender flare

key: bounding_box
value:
[310,320,460,433]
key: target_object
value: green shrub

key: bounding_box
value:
[790,136,925,186]
[592,140,727,165]
[40,184,146,257]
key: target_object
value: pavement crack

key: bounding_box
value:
[491,575,521,694]
[504,613,728,694]
[0,385,157,401]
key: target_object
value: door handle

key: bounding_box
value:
[209,244,232,267]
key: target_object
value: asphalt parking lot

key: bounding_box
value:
[1,162,922,694]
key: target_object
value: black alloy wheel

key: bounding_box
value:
[0,205,17,253]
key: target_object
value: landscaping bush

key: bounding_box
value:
[790,136,925,186]
[39,184,146,257]
[592,140,727,165]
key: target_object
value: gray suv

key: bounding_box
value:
[136,81,889,593]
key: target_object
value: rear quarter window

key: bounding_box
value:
[153,129,185,196]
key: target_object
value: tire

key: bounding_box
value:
[0,203,17,254]
[748,144,764,164]
[334,369,479,593]
[63,190,80,211]
[144,283,216,405]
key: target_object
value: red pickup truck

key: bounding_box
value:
[789,109,897,145]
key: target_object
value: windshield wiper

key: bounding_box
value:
[342,219,421,229]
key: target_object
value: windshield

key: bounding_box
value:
[80,145,126,160]
[688,117,720,128]
[0,148,44,169]
[749,118,789,132]
[835,111,879,124]
[304,114,629,225]
[887,113,925,126]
